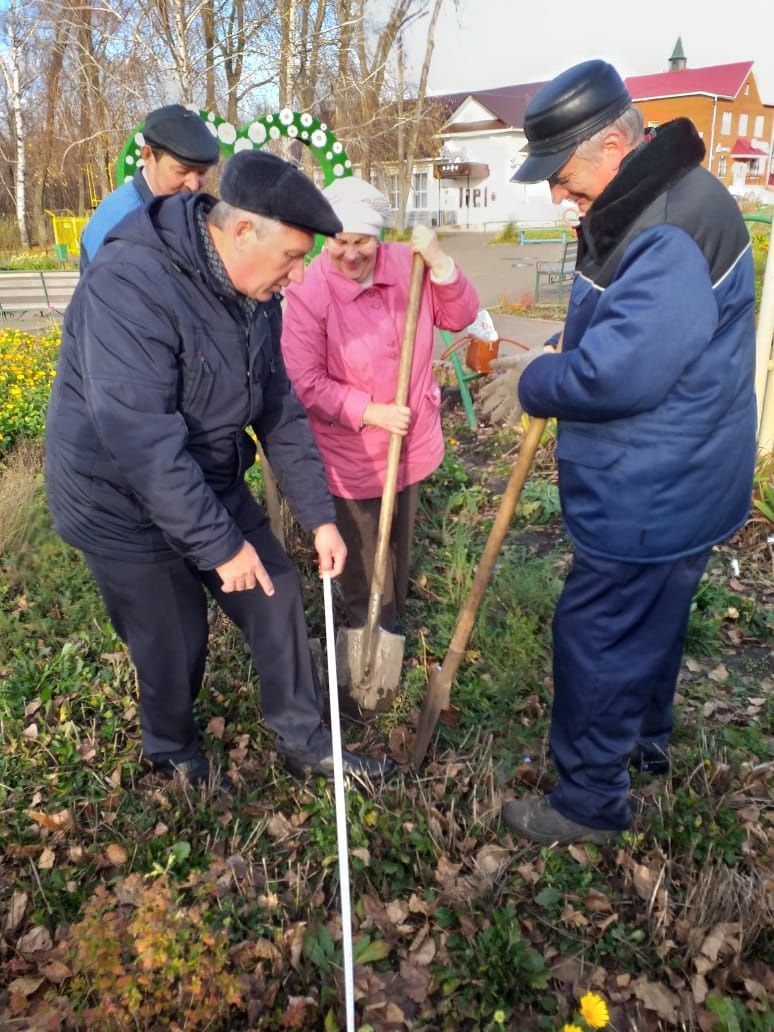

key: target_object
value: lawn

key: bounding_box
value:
[0,331,772,1031]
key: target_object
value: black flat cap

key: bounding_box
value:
[142,104,220,166]
[220,151,343,237]
[512,60,631,183]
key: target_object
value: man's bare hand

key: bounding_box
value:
[363,401,411,435]
[216,541,274,595]
[313,523,347,577]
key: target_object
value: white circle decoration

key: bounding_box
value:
[234,137,253,152]
[300,113,313,127]
[333,163,344,176]
[217,122,237,144]
[301,131,309,140]
[332,141,343,154]
[279,108,294,125]
[288,125,298,138]
[134,132,144,147]
[248,122,267,144]
[311,129,327,148]
[125,155,134,165]
[269,126,280,139]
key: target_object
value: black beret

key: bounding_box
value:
[219,150,343,237]
[142,104,220,167]
[512,60,632,183]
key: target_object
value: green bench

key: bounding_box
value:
[534,238,578,302]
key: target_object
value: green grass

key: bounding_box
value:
[1,420,772,1030]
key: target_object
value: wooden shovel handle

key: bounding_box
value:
[367,253,425,601]
[444,415,546,666]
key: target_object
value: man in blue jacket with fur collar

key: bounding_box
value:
[501,60,756,844]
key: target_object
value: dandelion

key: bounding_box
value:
[562,1025,583,1032]
[579,992,609,1029]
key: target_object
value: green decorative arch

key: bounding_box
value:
[115,107,353,255]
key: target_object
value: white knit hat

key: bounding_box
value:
[322,176,392,236]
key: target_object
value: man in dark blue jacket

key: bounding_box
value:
[47,150,396,788]
[500,61,756,844]
[80,104,220,270]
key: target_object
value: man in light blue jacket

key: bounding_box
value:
[501,60,756,844]
[80,104,220,269]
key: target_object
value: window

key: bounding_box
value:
[412,171,428,209]
[386,173,399,211]
[720,111,732,135]
[738,113,749,136]
[751,159,761,177]
[754,115,764,138]
[717,156,727,177]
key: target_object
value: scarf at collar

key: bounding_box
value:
[580,118,706,264]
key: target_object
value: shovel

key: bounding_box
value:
[336,252,426,713]
[413,413,549,766]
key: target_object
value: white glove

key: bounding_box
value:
[411,225,454,281]
[477,354,533,426]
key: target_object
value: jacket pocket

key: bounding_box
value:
[556,429,624,469]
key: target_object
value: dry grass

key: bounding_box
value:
[0,439,44,554]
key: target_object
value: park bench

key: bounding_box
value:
[534,238,578,302]
[516,220,571,246]
[0,269,79,320]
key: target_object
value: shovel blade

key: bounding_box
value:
[335,625,405,713]
[412,663,452,767]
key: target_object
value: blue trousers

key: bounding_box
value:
[83,506,329,766]
[549,546,711,829]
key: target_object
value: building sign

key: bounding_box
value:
[433,161,490,179]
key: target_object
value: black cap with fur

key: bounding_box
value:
[142,104,220,167]
[220,151,342,237]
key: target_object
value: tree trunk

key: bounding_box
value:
[397,0,443,230]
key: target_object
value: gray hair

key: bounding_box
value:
[207,201,277,238]
[575,105,645,161]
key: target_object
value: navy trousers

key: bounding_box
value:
[549,546,711,830]
[83,510,330,765]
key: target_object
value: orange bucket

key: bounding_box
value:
[465,335,500,374]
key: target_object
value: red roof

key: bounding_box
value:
[626,62,753,101]
[731,136,768,157]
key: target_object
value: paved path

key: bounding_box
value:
[435,231,565,359]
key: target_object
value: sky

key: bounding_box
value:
[403,0,774,104]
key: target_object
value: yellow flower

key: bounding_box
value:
[563,1025,583,1032]
[579,992,609,1029]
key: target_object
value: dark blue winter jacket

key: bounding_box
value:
[519,119,756,563]
[47,192,335,567]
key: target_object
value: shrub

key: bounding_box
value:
[68,874,244,1030]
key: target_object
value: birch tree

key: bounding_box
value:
[0,0,35,247]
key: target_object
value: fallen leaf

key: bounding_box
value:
[104,843,128,865]
[632,977,679,1023]
[26,809,73,833]
[40,960,71,984]
[23,723,39,739]
[17,926,53,955]
[38,846,56,870]
[267,814,295,840]
[708,663,729,683]
[207,716,226,740]
[8,976,45,998]
[3,891,28,934]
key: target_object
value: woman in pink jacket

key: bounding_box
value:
[282,176,479,632]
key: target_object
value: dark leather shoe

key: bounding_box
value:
[285,748,397,784]
[152,751,234,792]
